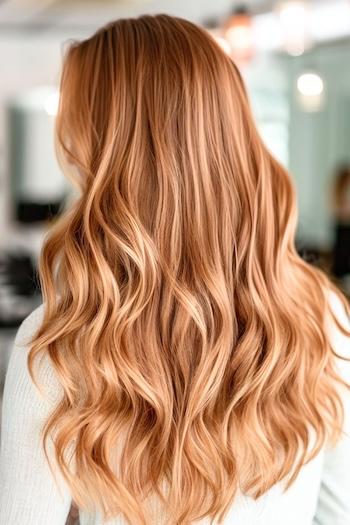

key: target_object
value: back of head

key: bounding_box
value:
[28,13,350,525]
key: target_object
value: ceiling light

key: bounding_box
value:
[277,1,311,55]
[224,6,254,62]
[297,73,324,97]
[296,71,325,112]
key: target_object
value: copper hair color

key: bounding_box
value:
[28,14,350,525]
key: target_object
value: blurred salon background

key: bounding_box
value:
[1,0,350,469]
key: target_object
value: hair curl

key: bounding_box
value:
[28,14,350,525]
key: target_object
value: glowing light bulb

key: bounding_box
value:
[278,1,310,55]
[297,73,324,97]
[224,8,254,62]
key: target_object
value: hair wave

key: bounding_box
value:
[28,14,350,525]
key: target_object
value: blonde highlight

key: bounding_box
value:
[28,14,350,525]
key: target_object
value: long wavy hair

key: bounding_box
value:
[28,14,350,525]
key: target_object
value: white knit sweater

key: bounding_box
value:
[1,291,350,525]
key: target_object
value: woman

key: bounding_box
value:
[1,14,350,525]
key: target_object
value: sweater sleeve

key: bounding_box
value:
[313,290,350,525]
[0,304,72,525]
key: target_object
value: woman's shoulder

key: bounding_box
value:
[0,303,73,524]
[4,302,63,412]
[14,302,46,346]
[324,287,350,368]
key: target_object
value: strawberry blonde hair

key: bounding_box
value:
[28,14,350,525]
